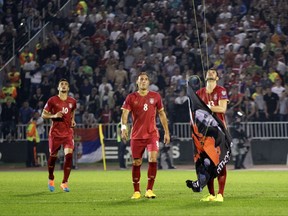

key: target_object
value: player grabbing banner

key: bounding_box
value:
[121,72,170,199]
[187,69,229,202]
[42,78,77,192]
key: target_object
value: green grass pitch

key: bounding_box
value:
[0,168,287,216]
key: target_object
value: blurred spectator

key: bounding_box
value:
[103,43,119,60]
[149,78,160,92]
[19,45,34,66]
[24,117,40,167]
[29,87,44,109]
[40,76,52,102]
[41,57,56,81]
[104,54,118,83]
[163,55,179,77]
[271,78,285,97]
[0,82,17,104]
[82,110,97,128]
[227,84,244,121]
[92,67,103,89]
[114,63,128,88]
[267,67,280,83]
[259,72,273,89]
[100,85,115,109]
[111,105,122,123]
[53,59,69,85]
[252,84,267,121]
[279,90,288,121]
[7,65,21,88]
[1,98,18,140]
[79,58,93,81]
[264,85,279,121]
[170,67,183,91]
[240,96,256,122]
[30,62,43,94]
[98,77,113,96]
[19,100,34,125]
[79,16,96,37]
[174,89,189,123]
[100,104,112,124]
[85,47,99,70]
[113,86,126,107]
[86,87,101,119]
[74,93,85,124]
[80,78,93,102]
[22,55,36,96]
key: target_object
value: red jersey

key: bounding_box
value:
[196,85,229,124]
[122,91,163,139]
[44,95,77,137]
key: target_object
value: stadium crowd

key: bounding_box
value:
[0,0,288,141]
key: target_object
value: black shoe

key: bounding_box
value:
[158,166,163,170]
[168,166,176,169]
[186,180,201,192]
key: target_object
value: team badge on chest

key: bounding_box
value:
[149,98,155,104]
[69,103,73,109]
[213,94,218,101]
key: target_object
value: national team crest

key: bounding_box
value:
[213,94,218,101]
[69,103,73,108]
[149,98,155,104]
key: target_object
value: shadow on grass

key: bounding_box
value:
[112,198,155,205]
[13,191,63,197]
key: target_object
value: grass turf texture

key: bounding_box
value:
[0,169,287,216]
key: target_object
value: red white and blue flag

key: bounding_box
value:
[74,127,103,163]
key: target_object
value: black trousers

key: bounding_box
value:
[26,141,35,167]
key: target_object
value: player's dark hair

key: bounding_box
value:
[137,71,150,80]
[58,78,69,85]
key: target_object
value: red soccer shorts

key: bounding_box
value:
[130,137,159,158]
[49,136,74,155]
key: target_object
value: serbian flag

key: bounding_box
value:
[74,126,105,163]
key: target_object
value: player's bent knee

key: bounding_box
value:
[133,158,142,166]
[148,158,157,163]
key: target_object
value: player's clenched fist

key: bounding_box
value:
[54,111,63,118]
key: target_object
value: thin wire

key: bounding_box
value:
[191,0,205,78]
[202,0,210,71]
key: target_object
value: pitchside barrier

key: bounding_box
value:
[2,122,288,142]
[0,122,287,165]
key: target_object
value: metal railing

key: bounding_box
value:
[172,122,288,140]
[0,0,77,74]
[2,121,288,142]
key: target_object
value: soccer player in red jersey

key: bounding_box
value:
[121,72,170,199]
[196,69,229,202]
[42,79,77,192]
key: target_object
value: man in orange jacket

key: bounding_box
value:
[26,117,40,167]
